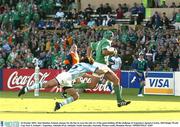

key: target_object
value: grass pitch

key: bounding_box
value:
[0,88,180,121]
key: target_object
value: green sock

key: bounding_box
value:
[73,83,89,89]
[114,85,123,102]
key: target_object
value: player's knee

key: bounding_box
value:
[112,77,120,85]
[72,93,79,101]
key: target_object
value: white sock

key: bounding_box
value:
[61,97,74,106]
[25,83,42,92]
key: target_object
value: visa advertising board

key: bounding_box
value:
[144,72,174,95]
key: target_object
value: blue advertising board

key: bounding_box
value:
[121,71,140,88]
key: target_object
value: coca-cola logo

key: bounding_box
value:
[7,71,50,89]
[86,83,110,92]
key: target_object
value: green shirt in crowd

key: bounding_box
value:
[176,13,180,22]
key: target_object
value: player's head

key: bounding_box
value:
[103,30,114,40]
[80,56,94,65]
[139,51,144,59]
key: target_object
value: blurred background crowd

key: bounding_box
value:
[0,0,179,71]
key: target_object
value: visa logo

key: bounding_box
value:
[149,79,169,88]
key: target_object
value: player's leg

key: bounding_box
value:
[54,87,79,111]
[138,73,145,97]
[138,78,145,97]
[74,73,100,89]
[61,73,100,98]
[107,70,120,94]
[18,79,58,97]
[104,70,131,107]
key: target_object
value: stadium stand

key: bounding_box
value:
[0,0,179,71]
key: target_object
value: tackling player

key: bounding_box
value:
[62,44,100,97]
[18,56,108,111]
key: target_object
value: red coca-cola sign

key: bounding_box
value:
[3,69,61,92]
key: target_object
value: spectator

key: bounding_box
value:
[116,6,123,19]
[138,3,146,20]
[146,55,155,70]
[122,3,128,13]
[87,18,96,28]
[147,0,154,8]
[122,50,134,70]
[162,63,171,71]
[106,12,115,26]
[154,0,160,8]
[116,4,122,12]
[128,28,138,47]
[0,4,6,14]
[154,63,163,71]
[71,9,79,19]
[104,3,112,14]
[95,17,102,26]
[130,3,139,14]
[102,16,108,26]
[169,52,179,71]
[84,4,93,16]
[169,2,177,8]
[161,12,169,29]
[0,53,5,68]
[96,4,105,15]
[2,41,11,54]
[152,11,161,29]
[55,8,64,19]
[79,17,87,27]
[173,9,180,30]
[38,18,46,29]
[160,1,168,8]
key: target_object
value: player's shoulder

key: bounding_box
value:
[101,38,110,44]
[79,62,91,67]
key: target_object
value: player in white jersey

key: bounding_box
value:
[18,57,107,111]
[109,55,122,72]
[107,54,122,93]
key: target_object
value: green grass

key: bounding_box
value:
[1,88,180,121]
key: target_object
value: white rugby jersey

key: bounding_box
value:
[68,62,97,80]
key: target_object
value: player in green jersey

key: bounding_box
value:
[131,51,150,97]
[87,30,131,107]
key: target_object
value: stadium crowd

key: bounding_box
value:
[0,0,180,71]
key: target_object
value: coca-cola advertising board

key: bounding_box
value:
[0,69,2,90]
[2,69,61,92]
[2,69,122,93]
